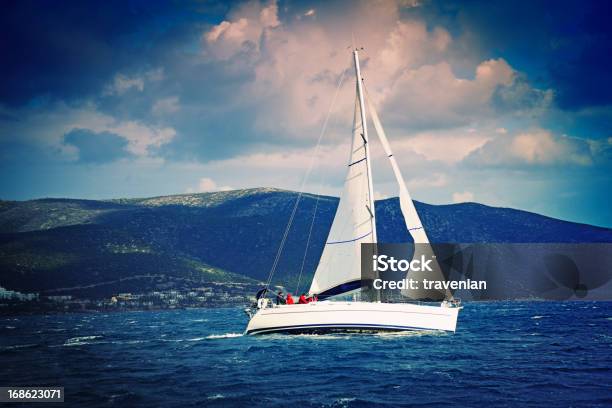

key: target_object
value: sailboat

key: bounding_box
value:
[245,49,462,335]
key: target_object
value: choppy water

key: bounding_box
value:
[1,301,611,407]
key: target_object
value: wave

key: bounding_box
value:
[375,330,443,338]
[0,343,38,351]
[206,333,243,339]
[286,333,348,340]
[63,335,103,346]
[110,339,148,345]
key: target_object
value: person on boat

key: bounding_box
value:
[298,293,308,304]
[255,287,269,309]
[255,287,268,300]
[257,297,269,309]
[306,294,318,303]
[276,291,286,305]
[286,293,294,304]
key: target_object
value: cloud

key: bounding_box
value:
[103,68,165,96]
[105,74,144,95]
[186,177,233,193]
[203,144,347,172]
[63,129,131,163]
[152,96,180,115]
[199,1,550,142]
[0,102,176,160]
[201,1,465,137]
[390,127,492,163]
[492,74,553,116]
[407,172,448,188]
[588,137,612,164]
[109,121,175,157]
[381,58,517,129]
[465,129,594,167]
[204,0,280,60]
[452,191,475,203]
[178,144,353,197]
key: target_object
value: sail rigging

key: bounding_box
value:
[309,49,452,301]
[246,47,462,336]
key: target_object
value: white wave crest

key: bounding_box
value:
[64,335,102,346]
[206,333,243,339]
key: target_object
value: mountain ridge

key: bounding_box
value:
[1,188,611,299]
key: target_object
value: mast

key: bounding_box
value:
[308,50,380,300]
[353,49,377,244]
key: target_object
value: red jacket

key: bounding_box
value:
[298,295,308,304]
[286,294,294,304]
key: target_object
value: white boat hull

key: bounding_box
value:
[246,301,461,335]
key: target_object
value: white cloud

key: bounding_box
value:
[466,129,594,166]
[201,1,465,138]
[186,177,233,193]
[204,144,348,172]
[200,0,551,144]
[108,121,175,157]
[204,0,280,60]
[391,128,492,163]
[381,59,514,129]
[452,191,474,203]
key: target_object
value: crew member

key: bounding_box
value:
[286,293,294,304]
[276,291,286,305]
[298,293,308,304]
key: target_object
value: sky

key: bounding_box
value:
[1,0,611,227]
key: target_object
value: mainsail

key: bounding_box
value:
[308,92,375,297]
[309,51,376,297]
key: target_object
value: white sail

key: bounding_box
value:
[364,89,429,244]
[365,88,452,300]
[309,94,375,296]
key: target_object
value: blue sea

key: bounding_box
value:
[1,301,611,407]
